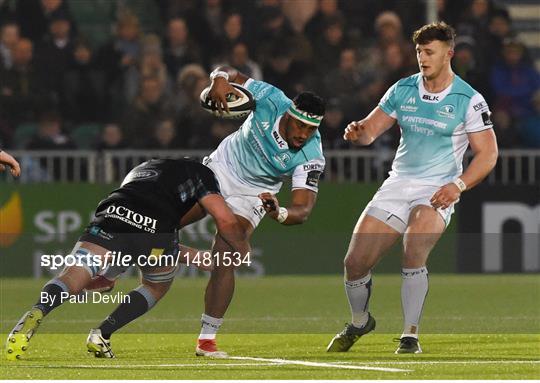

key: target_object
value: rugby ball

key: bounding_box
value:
[200,83,255,119]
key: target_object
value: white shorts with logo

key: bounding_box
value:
[364,177,455,233]
[204,157,268,229]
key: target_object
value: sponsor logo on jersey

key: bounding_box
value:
[303,163,324,171]
[306,170,322,187]
[402,115,447,129]
[401,96,418,112]
[272,130,286,148]
[436,104,455,119]
[122,169,159,186]
[473,101,487,112]
[104,205,158,233]
[88,225,114,240]
[481,111,493,126]
[274,152,291,168]
[422,94,439,102]
[261,121,270,130]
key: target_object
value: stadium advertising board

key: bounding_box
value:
[457,184,540,272]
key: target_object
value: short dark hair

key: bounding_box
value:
[293,92,326,117]
[412,22,456,48]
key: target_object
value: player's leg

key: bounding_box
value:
[396,204,446,354]
[196,214,254,358]
[85,203,208,293]
[327,209,401,352]
[6,241,109,360]
[87,266,175,358]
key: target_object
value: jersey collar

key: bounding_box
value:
[418,74,454,103]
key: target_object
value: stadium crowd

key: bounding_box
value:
[0,0,539,152]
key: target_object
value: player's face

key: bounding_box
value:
[416,40,453,80]
[285,116,318,150]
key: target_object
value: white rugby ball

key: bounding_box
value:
[200,83,255,119]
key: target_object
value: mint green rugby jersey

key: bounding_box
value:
[379,73,493,183]
[209,78,325,192]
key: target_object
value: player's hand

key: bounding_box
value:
[430,183,461,210]
[208,77,242,115]
[0,150,21,177]
[258,192,280,220]
[343,121,371,145]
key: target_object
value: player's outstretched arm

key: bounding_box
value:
[198,193,251,256]
[430,129,498,210]
[344,107,396,146]
[0,149,21,177]
[259,189,317,225]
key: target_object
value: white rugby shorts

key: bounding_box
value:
[204,157,267,229]
[364,177,455,233]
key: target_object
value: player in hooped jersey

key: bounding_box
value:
[327,22,498,354]
[195,66,326,357]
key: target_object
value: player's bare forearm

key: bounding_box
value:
[461,129,498,189]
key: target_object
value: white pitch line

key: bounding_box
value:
[337,360,540,365]
[228,356,411,372]
[8,362,280,369]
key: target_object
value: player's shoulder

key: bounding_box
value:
[300,132,324,162]
[246,78,292,116]
[396,73,422,88]
[449,75,481,100]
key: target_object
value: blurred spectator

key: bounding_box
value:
[121,75,176,148]
[519,90,540,148]
[282,0,317,33]
[145,119,180,149]
[321,47,362,115]
[0,38,48,128]
[26,110,75,150]
[16,0,72,42]
[0,21,20,69]
[186,0,225,53]
[491,38,540,119]
[320,98,348,149]
[491,108,519,148]
[382,43,416,88]
[96,12,141,118]
[163,17,202,79]
[227,42,262,80]
[125,34,172,103]
[262,43,305,97]
[452,36,490,97]
[94,123,127,150]
[359,11,414,76]
[62,38,106,123]
[34,12,75,98]
[255,5,295,65]
[485,9,515,67]
[214,12,247,64]
[174,64,214,148]
[304,0,342,41]
[313,15,347,75]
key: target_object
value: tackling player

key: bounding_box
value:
[5,158,250,360]
[326,22,498,354]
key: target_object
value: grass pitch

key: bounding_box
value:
[1,274,539,379]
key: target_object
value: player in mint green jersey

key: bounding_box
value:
[195,67,326,357]
[327,22,498,354]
